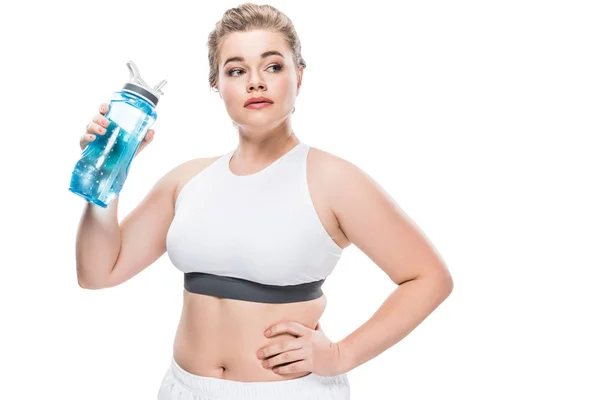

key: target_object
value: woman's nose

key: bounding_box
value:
[247,81,266,91]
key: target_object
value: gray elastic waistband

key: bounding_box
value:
[184,272,325,303]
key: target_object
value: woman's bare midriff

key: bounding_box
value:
[172,291,327,381]
[169,146,349,382]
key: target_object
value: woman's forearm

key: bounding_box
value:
[76,197,122,288]
[335,273,453,374]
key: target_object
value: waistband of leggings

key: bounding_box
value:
[169,356,349,397]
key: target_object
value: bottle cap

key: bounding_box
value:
[121,61,167,107]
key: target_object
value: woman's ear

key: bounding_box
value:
[296,67,304,95]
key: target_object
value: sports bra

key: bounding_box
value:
[165,142,345,303]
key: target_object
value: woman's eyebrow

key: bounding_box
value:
[223,50,284,67]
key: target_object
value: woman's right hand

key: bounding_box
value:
[80,102,155,157]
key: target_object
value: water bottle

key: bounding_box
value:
[69,61,167,208]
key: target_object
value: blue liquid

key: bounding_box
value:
[69,120,138,207]
[69,92,156,207]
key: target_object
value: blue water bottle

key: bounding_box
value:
[69,61,167,208]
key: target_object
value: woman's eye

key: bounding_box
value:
[227,64,282,77]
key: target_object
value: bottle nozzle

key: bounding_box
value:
[122,61,167,106]
[153,79,168,95]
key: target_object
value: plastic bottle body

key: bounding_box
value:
[69,91,156,207]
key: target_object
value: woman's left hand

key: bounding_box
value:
[257,320,342,376]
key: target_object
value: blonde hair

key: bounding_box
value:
[207,3,306,91]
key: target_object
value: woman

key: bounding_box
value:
[76,3,453,399]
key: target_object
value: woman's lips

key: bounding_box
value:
[245,102,273,109]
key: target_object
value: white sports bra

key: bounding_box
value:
[165,142,344,303]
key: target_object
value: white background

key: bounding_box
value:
[1,0,598,398]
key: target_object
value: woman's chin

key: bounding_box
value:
[235,115,283,128]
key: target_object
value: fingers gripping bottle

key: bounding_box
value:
[69,61,167,208]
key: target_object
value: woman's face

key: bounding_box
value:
[216,29,302,130]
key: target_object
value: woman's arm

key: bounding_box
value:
[76,161,184,289]
[76,195,122,288]
[322,153,453,374]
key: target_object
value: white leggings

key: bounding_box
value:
[157,357,351,400]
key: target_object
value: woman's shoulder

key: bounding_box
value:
[174,154,223,175]
[306,144,356,181]
[169,154,225,203]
